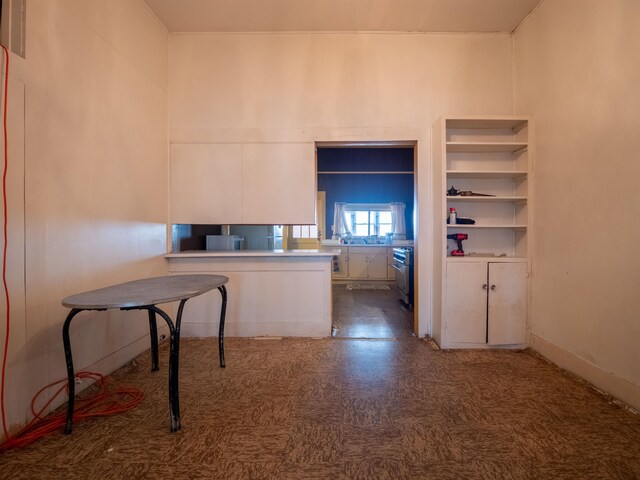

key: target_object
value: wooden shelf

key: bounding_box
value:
[446,255,528,263]
[447,224,527,230]
[445,118,528,131]
[447,196,527,203]
[446,142,527,153]
[447,170,527,179]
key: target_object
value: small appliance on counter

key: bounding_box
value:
[206,235,243,251]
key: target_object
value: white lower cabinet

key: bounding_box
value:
[331,247,394,281]
[444,261,526,347]
[367,252,390,279]
[348,253,369,279]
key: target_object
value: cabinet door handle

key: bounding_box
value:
[482,284,488,290]
[490,284,497,290]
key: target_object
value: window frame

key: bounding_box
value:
[343,203,393,238]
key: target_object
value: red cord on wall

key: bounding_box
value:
[1,43,11,443]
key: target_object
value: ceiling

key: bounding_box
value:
[143,0,543,34]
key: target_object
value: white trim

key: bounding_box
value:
[530,334,640,411]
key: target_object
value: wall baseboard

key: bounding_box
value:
[530,334,640,411]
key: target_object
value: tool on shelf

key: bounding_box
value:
[447,233,468,256]
[447,186,495,197]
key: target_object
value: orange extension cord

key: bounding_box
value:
[0,372,144,451]
[0,46,144,451]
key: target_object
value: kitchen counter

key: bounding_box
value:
[165,249,335,337]
[320,240,413,248]
[165,249,340,258]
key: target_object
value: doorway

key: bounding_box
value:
[332,284,415,338]
[316,144,416,339]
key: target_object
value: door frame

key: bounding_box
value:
[315,141,420,336]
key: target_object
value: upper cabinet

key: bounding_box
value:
[170,142,316,225]
[170,143,243,224]
[242,143,316,225]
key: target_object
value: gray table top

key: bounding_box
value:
[62,274,228,310]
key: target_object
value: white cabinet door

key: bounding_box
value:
[444,262,487,344]
[170,144,243,224]
[242,143,315,224]
[348,253,369,279]
[488,262,527,345]
[368,253,389,279]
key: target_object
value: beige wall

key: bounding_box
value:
[169,32,516,336]
[515,0,640,409]
[0,0,169,438]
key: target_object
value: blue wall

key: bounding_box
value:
[317,147,415,239]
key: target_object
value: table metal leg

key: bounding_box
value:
[217,285,227,368]
[144,300,186,433]
[62,308,82,434]
[147,310,159,371]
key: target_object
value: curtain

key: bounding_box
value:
[332,202,351,239]
[390,202,406,239]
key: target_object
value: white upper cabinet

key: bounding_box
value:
[242,143,316,225]
[170,142,316,225]
[170,143,243,224]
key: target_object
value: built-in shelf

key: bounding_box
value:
[446,196,527,203]
[434,115,531,350]
[446,255,528,263]
[445,118,528,131]
[318,171,414,175]
[440,116,531,260]
[446,142,528,153]
[446,170,528,179]
[447,224,527,230]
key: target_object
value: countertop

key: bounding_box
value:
[320,241,413,248]
[165,249,341,258]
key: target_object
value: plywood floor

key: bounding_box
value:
[1,335,639,479]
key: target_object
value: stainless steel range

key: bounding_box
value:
[392,247,414,307]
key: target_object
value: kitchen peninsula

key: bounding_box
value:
[165,249,339,337]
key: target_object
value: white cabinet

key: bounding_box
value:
[242,143,316,225]
[346,249,388,280]
[433,116,531,349]
[331,246,394,281]
[444,261,526,347]
[170,144,243,224]
[347,252,369,279]
[170,142,315,225]
[367,251,389,280]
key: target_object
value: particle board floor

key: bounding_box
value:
[2,336,639,479]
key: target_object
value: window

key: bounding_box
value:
[345,207,392,237]
[291,225,318,239]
